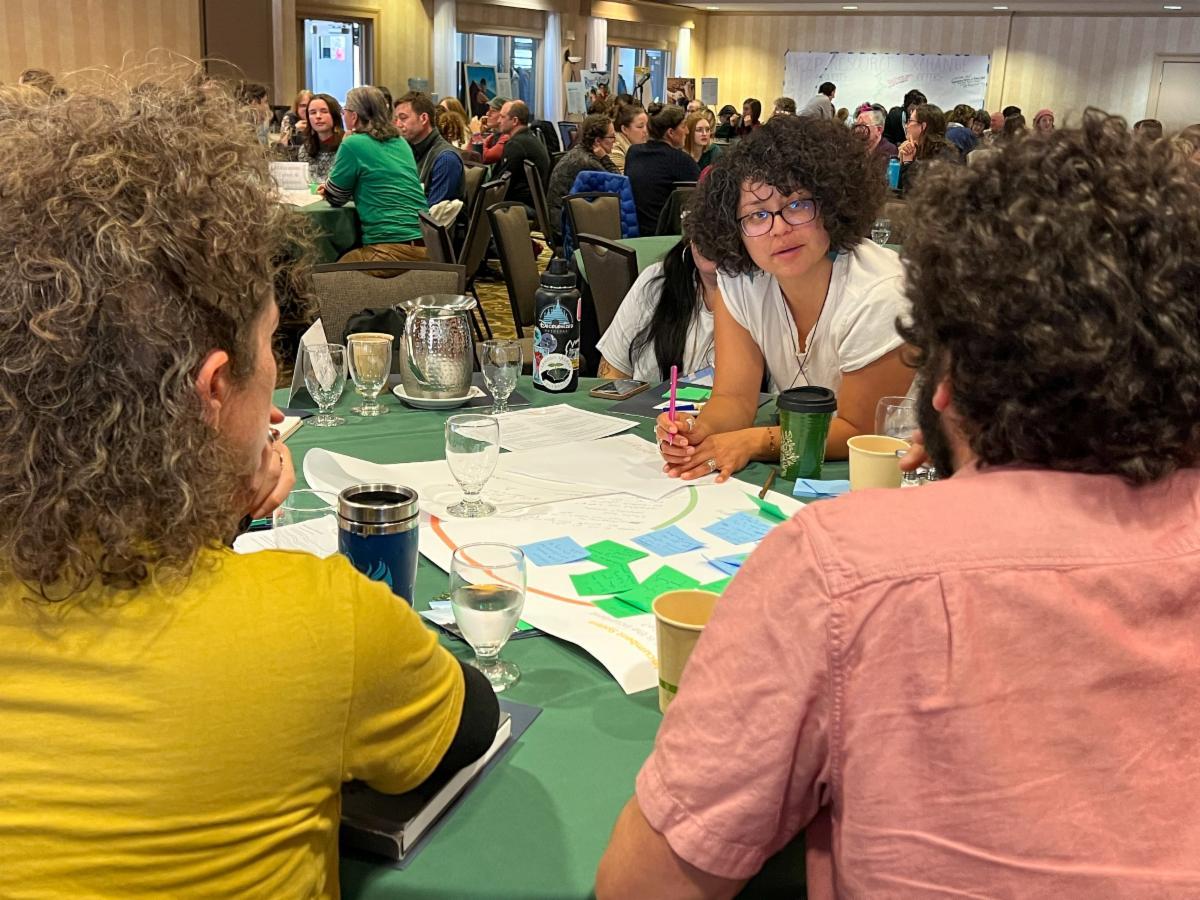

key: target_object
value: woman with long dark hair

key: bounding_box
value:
[898,103,962,191]
[597,239,717,382]
[297,93,344,180]
[655,115,914,481]
[625,104,701,236]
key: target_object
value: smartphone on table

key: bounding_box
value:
[589,379,650,400]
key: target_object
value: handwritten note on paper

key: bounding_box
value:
[706,553,749,578]
[585,540,649,567]
[520,537,590,567]
[703,512,774,546]
[616,566,702,612]
[632,525,704,557]
[570,565,639,597]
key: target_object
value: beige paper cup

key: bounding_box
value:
[652,590,720,713]
[847,434,911,490]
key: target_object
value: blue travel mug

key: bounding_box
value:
[337,484,420,605]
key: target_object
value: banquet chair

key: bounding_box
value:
[524,159,556,251]
[577,234,638,337]
[419,211,457,264]
[479,202,537,373]
[565,193,622,244]
[462,162,488,223]
[309,261,466,347]
[458,175,511,339]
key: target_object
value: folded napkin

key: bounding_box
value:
[793,478,851,498]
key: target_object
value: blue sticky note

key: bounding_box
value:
[794,478,851,498]
[632,525,704,557]
[703,511,774,545]
[520,536,590,566]
[707,552,748,577]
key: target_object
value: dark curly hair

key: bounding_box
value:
[900,109,1200,484]
[686,114,886,275]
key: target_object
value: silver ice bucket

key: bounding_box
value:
[395,294,477,400]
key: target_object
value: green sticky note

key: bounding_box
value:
[570,564,638,597]
[616,565,701,612]
[747,492,788,522]
[699,577,732,594]
[594,597,644,618]
[585,540,649,567]
[661,386,712,401]
[516,620,535,631]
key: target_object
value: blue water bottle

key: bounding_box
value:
[887,158,901,191]
[337,484,420,605]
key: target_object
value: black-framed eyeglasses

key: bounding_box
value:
[738,198,819,237]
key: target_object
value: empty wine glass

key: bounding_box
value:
[871,217,892,244]
[303,343,347,427]
[875,395,918,441]
[273,489,338,552]
[445,414,500,518]
[450,542,527,691]
[480,339,522,414]
[347,332,393,417]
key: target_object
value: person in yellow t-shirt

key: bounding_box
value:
[0,73,498,899]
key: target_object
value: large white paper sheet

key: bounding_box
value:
[233,515,338,557]
[492,405,637,452]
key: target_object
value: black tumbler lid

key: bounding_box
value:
[338,484,420,525]
[777,386,837,413]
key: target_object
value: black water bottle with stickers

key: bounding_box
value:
[532,258,580,394]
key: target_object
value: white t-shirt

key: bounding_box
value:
[717,240,907,394]
[597,261,716,382]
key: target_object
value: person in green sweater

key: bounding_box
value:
[322,86,429,269]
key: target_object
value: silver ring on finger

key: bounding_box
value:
[706,458,717,472]
[686,417,694,433]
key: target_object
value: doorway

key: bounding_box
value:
[302,17,373,100]
[1148,55,1200,131]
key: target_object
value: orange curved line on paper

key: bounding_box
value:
[429,515,593,607]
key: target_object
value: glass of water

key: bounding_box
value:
[303,342,347,427]
[445,414,500,518]
[273,489,338,552]
[347,332,393,417]
[875,395,918,441]
[871,217,892,244]
[450,542,527,691]
[480,339,522,415]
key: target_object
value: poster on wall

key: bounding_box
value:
[462,64,499,118]
[667,77,696,108]
[700,77,719,107]
[566,82,588,116]
[783,52,989,112]
[495,74,514,101]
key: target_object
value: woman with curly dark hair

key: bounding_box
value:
[656,115,913,480]
[323,85,429,265]
[898,103,961,191]
[0,71,496,895]
[545,113,619,240]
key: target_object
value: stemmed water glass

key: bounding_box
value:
[875,395,918,441]
[445,414,500,518]
[303,342,347,427]
[871,217,892,244]
[347,332,393,417]
[450,542,527,691]
[480,339,522,415]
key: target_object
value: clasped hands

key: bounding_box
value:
[654,412,758,484]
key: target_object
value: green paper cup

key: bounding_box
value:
[777,387,837,480]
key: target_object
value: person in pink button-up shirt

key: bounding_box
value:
[597,111,1200,899]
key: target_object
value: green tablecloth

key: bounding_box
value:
[276,378,841,898]
[294,199,361,264]
[574,235,684,283]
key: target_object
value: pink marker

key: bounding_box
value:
[668,365,679,445]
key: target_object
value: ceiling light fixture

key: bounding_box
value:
[706,5,719,8]
[993,4,1009,8]
[843,4,859,8]
[1164,4,1182,8]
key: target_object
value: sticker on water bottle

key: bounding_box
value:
[538,352,574,391]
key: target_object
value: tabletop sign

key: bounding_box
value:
[270,161,311,192]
